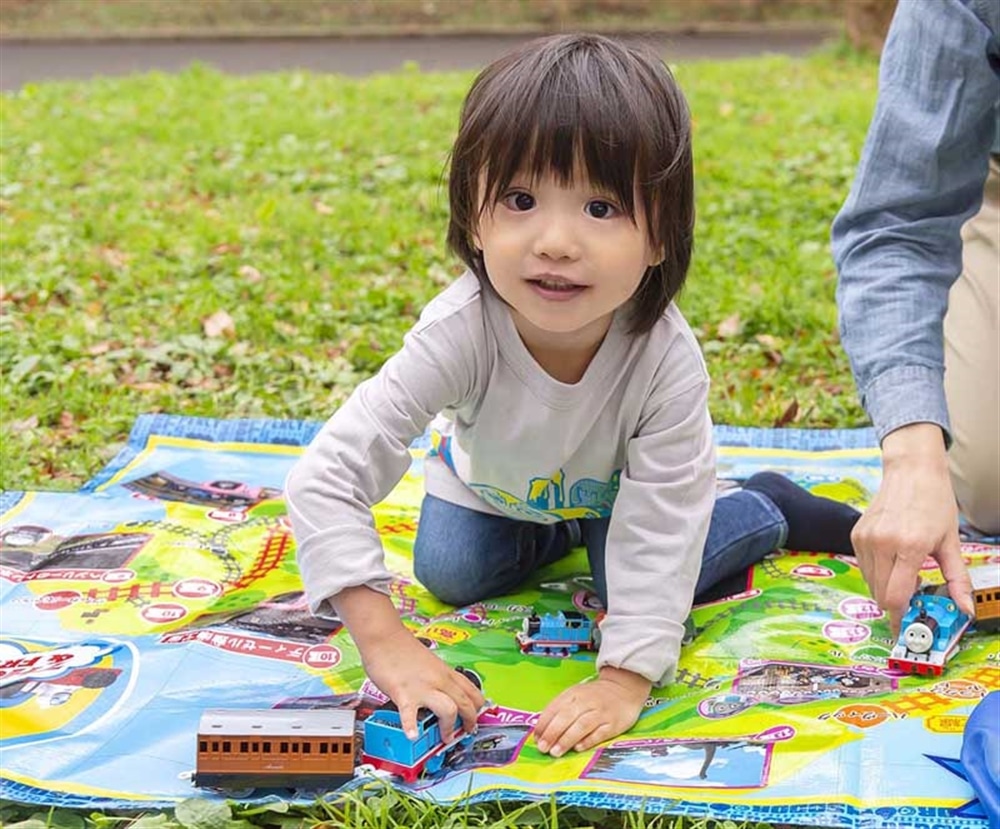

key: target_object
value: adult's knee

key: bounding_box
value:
[953,471,1000,536]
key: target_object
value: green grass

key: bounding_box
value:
[0,0,841,39]
[0,47,878,828]
[0,789,796,829]
[0,49,876,493]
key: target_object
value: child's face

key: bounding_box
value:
[475,170,659,347]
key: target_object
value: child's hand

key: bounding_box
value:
[332,586,485,742]
[362,627,485,742]
[533,666,651,757]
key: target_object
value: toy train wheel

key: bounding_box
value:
[197,784,255,797]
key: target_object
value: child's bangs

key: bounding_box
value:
[478,67,645,222]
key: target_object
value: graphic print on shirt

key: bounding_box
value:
[431,433,620,523]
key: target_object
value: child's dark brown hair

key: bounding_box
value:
[447,33,694,334]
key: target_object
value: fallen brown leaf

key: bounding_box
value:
[10,415,38,433]
[202,310,236,339]
[99,246,129,269]
[774,399,800,428]
[717,313,742,339]
[238,265,263,284]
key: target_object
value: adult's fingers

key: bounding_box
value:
[937,535,974,617]
[851,516,888,608]
[882,555,921,639]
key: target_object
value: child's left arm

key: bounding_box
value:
[534,372,716,755]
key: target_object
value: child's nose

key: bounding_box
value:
[532,216,581,260]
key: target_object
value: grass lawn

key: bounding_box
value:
[0,0,841,39]
[1,46,877,829]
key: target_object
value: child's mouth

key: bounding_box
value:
[527,277,587,299]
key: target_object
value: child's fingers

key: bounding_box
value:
[450,672,486,726]
[457,674,487,710]
[452,688,483,735]
[547,711,600,757]
[534,704,575,754]
[574,721,615,753]
[397,700,421,741]
[532,696,558,738]
[423,688,460,742]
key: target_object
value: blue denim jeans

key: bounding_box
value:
[412,490,787,608]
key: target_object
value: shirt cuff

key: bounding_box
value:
[295,526,394,616]
[862,364,953,447]
[594,613,684,687]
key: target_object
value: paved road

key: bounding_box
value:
[0,29,834,90]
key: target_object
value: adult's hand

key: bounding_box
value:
[852,423,974,637]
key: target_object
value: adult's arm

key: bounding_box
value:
[832,0,998,443]
[830,0,996,630]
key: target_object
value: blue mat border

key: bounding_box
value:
[79,413,878,494]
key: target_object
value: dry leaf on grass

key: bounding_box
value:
[202,310,236,338]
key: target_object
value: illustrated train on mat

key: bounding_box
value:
[122,471,282,508]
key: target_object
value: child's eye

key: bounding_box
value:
[502,191,535,212]
[586,200,617,219]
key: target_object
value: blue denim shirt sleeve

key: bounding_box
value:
[831,0,1000,445]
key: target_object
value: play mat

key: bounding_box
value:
[1,414,997,829]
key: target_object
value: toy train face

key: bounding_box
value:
[360,707,474,784]
[193,708,356,789]
[887,593,971,677]
[516,610,598,656]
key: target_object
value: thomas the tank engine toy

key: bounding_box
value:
[516,609,599,656]
[888,592,971,677]
[360,707,476,783]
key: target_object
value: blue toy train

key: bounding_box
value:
[516,610,599,656]
[361,707,476,782]
[888,591,971,677]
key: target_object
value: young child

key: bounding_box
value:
[286,33,860,759]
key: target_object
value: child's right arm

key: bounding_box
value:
[284,284,486,737]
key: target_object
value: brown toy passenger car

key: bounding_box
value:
[194,708,356,789]
[970,563,1000,633]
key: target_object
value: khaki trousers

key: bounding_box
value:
[944,156,1000,534]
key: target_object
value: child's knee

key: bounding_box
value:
[413,558,487,607]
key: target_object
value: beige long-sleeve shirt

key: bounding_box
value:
[285,272,716,685]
